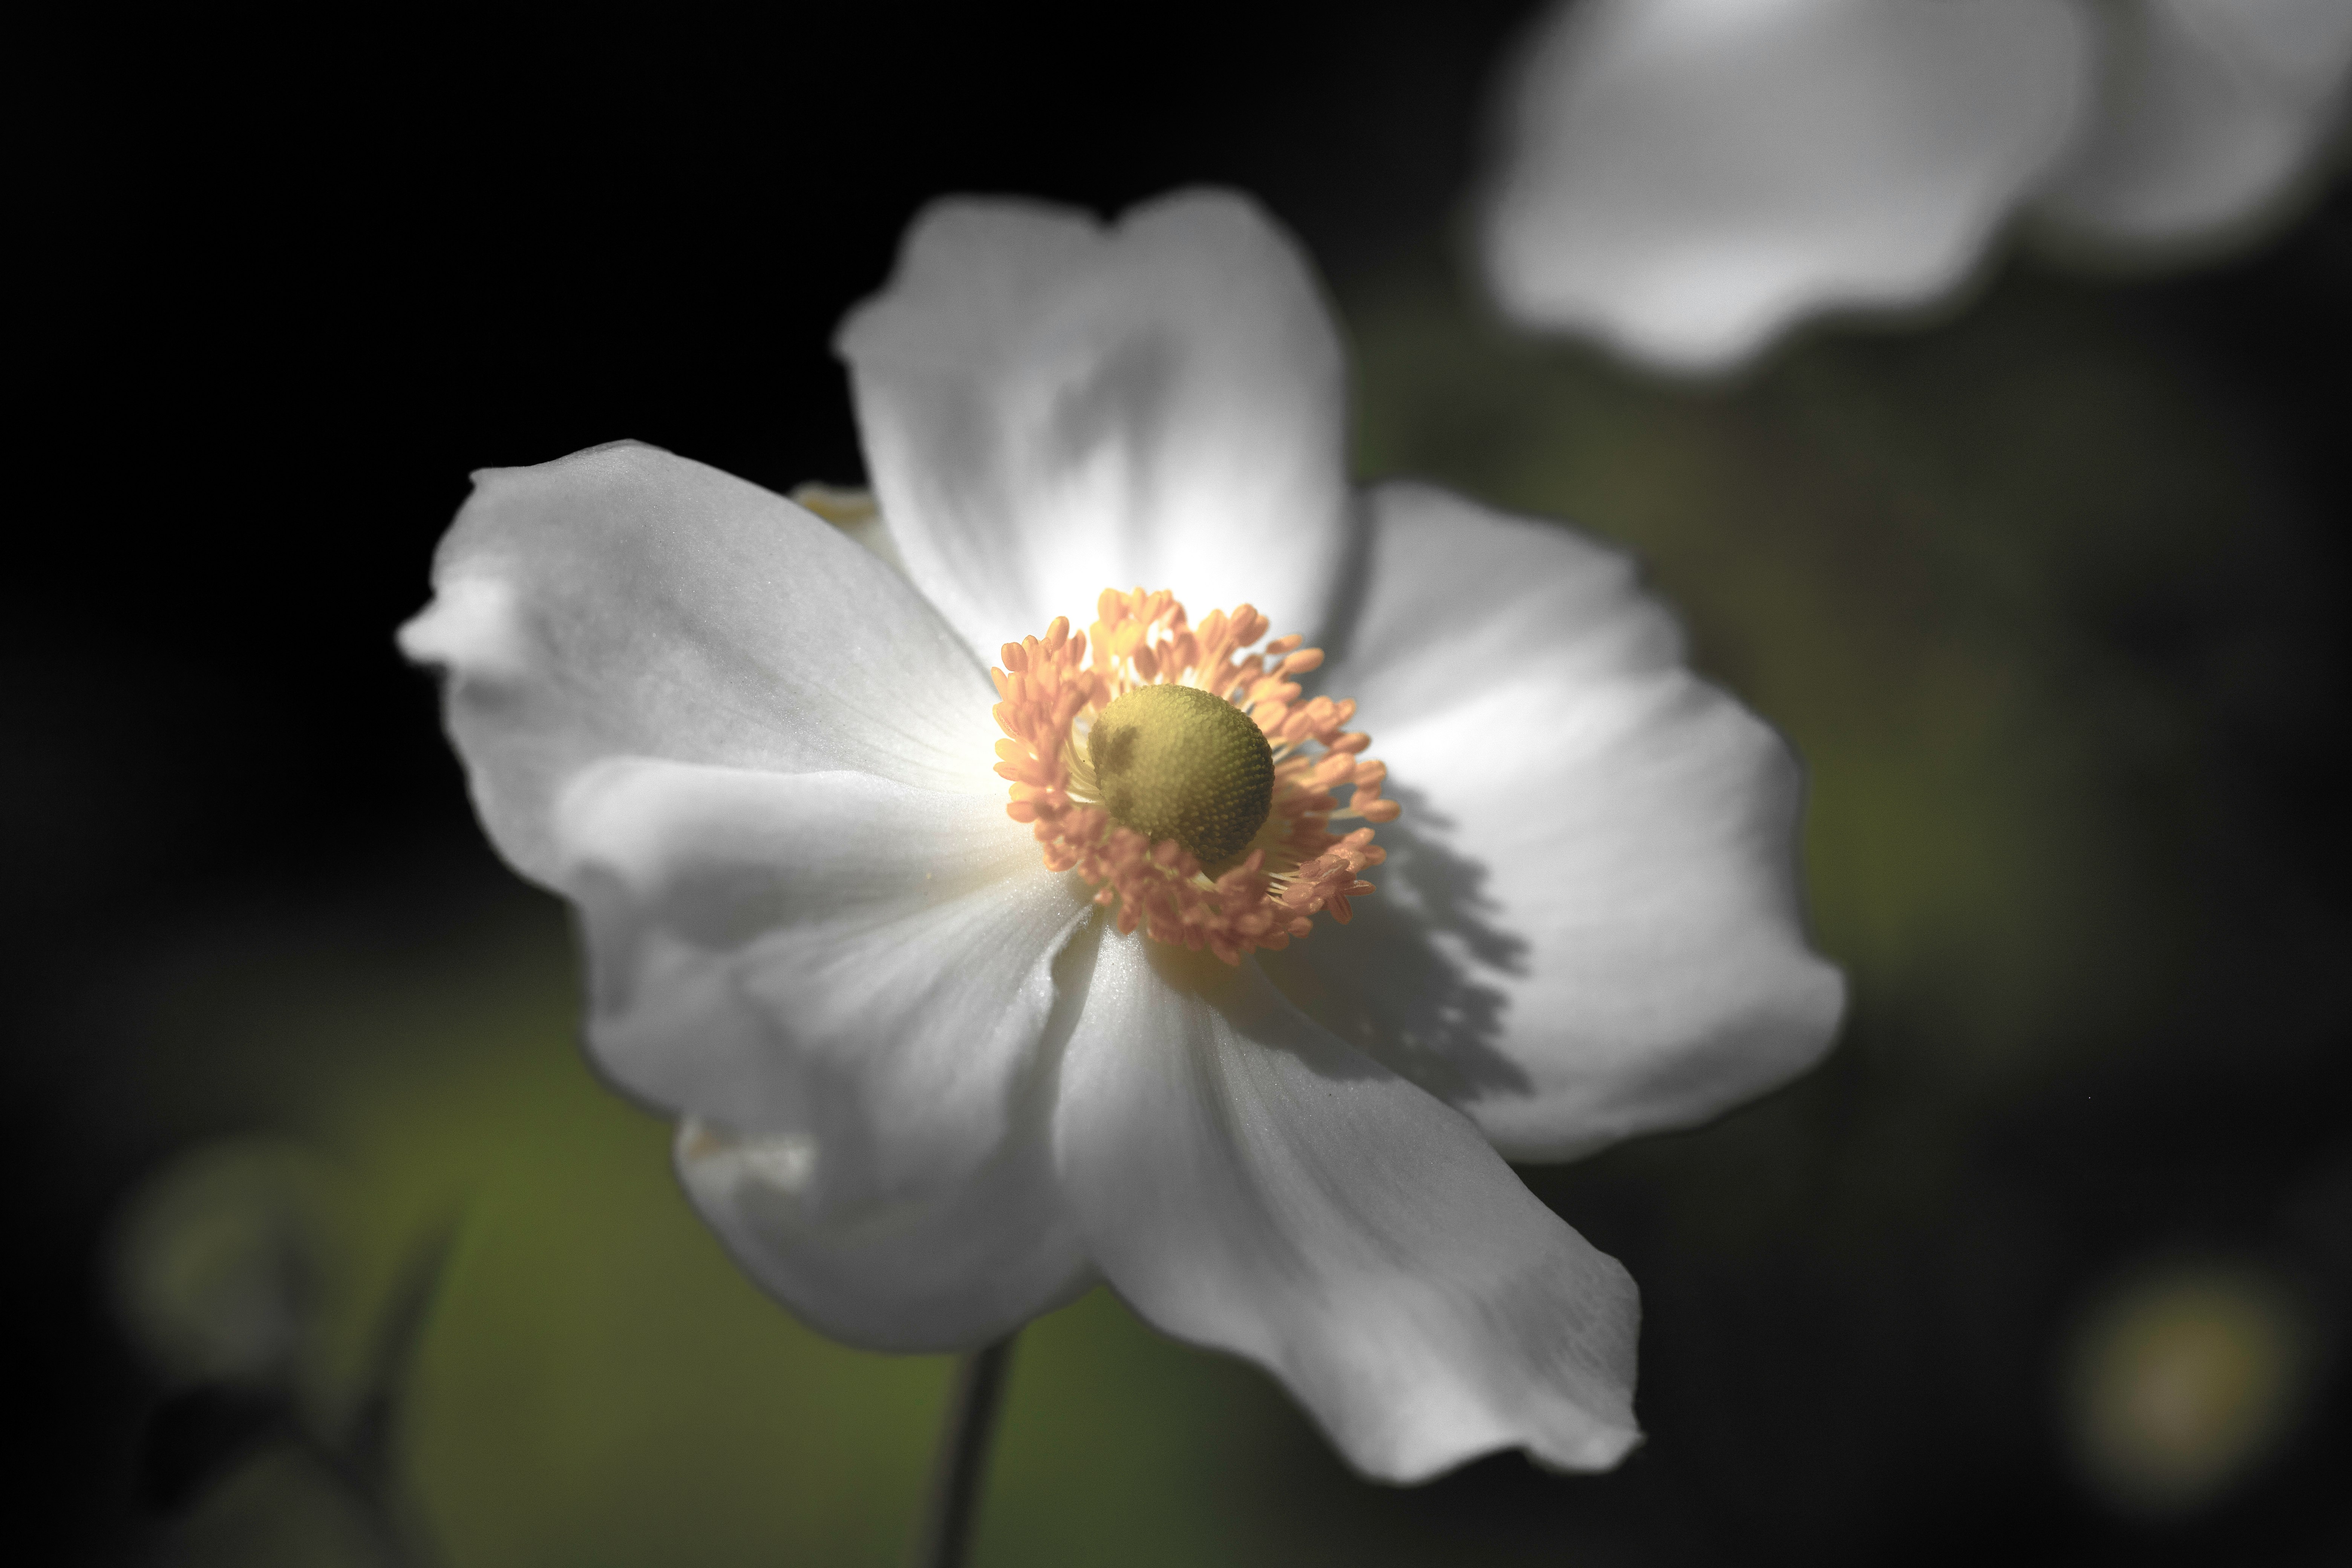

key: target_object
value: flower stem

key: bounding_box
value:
[913,1334,1017,1568]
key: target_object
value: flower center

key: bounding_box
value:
[989,587,1398,964]
[1087,683,1274,868]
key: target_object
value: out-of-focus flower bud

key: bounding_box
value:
[111,1139,340,1387]
[2060,1257,2323,1517]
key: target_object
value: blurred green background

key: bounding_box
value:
[19,4,2347,1563]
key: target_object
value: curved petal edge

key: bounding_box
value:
[837,189,1353,652]
[1272,482,1847,1162]
[397,441,999,885]
[1056,936,1642,1483]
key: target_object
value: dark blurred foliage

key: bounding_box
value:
[12,3,2349,1564]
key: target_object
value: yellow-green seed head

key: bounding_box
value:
[1087,683,1274,867]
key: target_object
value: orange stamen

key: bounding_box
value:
[990,588,1394,964]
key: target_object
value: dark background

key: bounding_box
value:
[17,5,2350,1563]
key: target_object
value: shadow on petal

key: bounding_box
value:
[1040,329,1182,530]
[1259,781,1534,1102]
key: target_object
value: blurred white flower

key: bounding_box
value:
[1482,0,2352,373]
[399,190,1845,1482]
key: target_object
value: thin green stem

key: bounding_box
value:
[913,1334,1018,1568]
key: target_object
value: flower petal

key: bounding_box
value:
[1479,0,2092,372]
[1266,484,1845,1161]
[674,1067,1095,1351]
[837,190,1351,654]
[2029,0,2352,255]
[398,442,1001,884]
[555,758,1087,1187]
[1054,934,1641,1482]
[563,759,1099,1348]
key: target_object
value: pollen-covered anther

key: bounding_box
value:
[990,589,1398,963]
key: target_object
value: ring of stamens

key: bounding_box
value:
[991,588,1400,964]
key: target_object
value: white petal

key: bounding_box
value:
[674,1080,1096,1352]
[2029,0,2352,255]
[556,760,1089,1198]
[1054,934,1641,1482]
[566,758,1099,1347]
[1265,484,1845,1161]
[837,190,1352,655]
[1480,0,2092,372]
[398,443,1001,884]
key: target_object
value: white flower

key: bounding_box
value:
[1481,0,2352,373]
[397,190,1845,1482]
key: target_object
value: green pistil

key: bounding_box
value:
[1087,683,1275,868]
